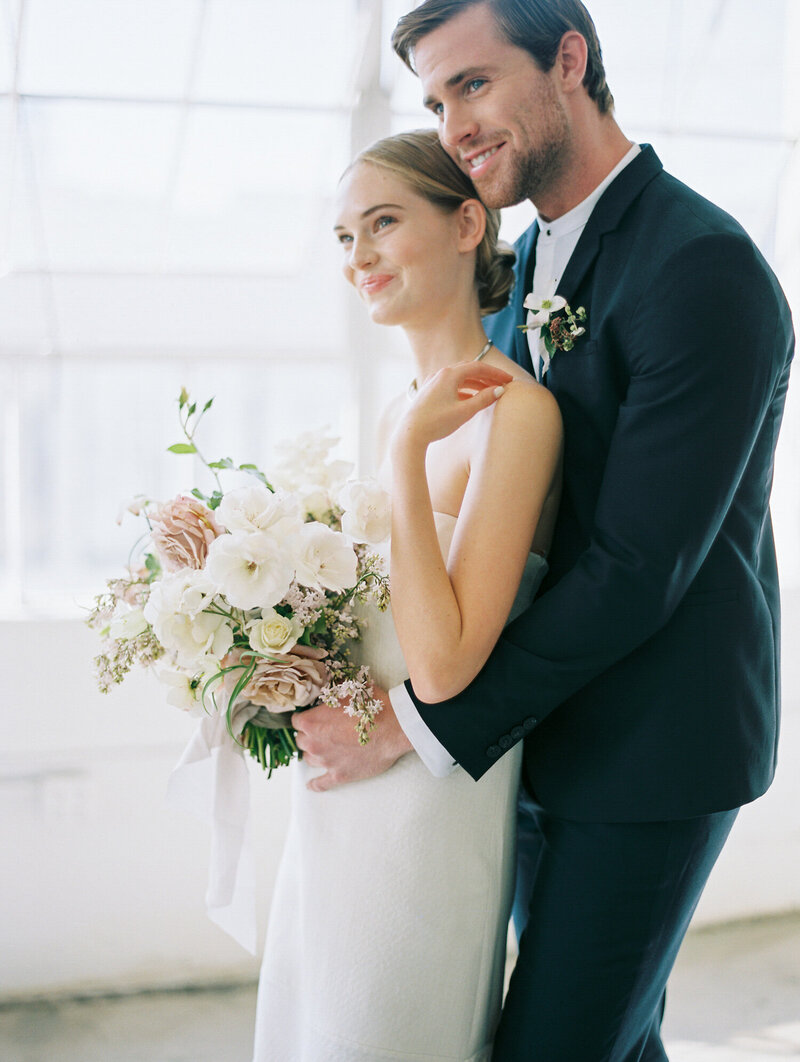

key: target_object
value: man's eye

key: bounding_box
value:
[466,78,486,93]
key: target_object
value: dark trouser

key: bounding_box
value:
[492,789,738,1062]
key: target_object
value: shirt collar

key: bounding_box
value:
[536,142,642,239]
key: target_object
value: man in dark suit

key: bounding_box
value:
[295,1,794,1057]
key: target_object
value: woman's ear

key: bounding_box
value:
[456,199,486,253]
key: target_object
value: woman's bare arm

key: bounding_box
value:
[390,366,562,703]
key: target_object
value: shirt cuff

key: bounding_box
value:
[389,683,456,777]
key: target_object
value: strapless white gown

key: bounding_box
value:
[252,513,547,1062]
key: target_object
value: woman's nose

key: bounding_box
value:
[350,233,377,270]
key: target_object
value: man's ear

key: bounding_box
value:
[457,199,486,252]
[557,30,589,95]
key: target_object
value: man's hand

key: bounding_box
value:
[292,686,413,793]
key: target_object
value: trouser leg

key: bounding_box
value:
[495,794,737,1062]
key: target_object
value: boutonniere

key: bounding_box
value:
[519,292,588,375]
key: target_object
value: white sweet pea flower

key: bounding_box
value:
[248,608,304,655]
[205,531,294,610]
[298,485,336,522]
[338,479,392,545]
[144,567,217,622]
[108,604,149,641]
[216,484,303,541]
[144,570,233,669]
[271,429,354,493]
[294,522,358,592]
[115,493,151,525]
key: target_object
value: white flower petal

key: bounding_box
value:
[294,523,358,592]
[205,531,294,610]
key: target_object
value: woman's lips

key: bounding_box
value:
[360,274,395,295]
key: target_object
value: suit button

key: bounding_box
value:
[486,745,501,759]
[499,735,513,750]
[510,726,524,741]
[522,717,538,734]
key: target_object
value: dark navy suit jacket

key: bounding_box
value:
[409,146,795,821]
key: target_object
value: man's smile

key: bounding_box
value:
[463,142,506,178]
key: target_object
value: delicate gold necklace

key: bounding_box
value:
[407,339,493,399]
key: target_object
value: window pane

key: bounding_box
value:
[194,0,359,107]
[17,99,179,271]
[18,0,199,98]
[51,273,346,356]
[167,108,349,274]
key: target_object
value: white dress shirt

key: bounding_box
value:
[391,144,641,777]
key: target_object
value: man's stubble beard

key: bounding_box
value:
[478,89,573,210]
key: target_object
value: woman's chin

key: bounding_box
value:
[366,302,403,328]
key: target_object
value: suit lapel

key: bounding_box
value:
[556,145,664,307]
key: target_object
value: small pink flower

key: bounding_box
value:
[151,495,223,572]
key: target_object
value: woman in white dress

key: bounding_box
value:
[253,129,562,1062]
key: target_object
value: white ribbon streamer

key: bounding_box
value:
[167,708,258,954]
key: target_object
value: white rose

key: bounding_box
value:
[338,479,392,544]
[248,608,304,655]
[144,570,233,669]
[108,605,149,641]
[205,531,295,610]
[294,522,358,592]
[216,485,303,541]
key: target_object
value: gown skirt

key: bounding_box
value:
[252,515,546,1061]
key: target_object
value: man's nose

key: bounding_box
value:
[440,103,479,152]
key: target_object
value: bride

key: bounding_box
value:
[252,129,562,1062]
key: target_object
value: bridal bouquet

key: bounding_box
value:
[88,390,391,775]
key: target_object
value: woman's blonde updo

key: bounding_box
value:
[348,129,516,317]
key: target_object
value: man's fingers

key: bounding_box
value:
[307,771,336,793]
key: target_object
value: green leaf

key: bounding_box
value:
[167,442,197,454]
[144,553,161,579]
[241,465,274,490]
[203,397,214,412]
[191,487,208,503]
[207,490,224,510]
[208,457,235,470]
[188,402,197,416]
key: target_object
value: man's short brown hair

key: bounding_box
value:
[392,0,614,114]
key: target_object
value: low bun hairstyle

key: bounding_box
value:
[349,129,516,317]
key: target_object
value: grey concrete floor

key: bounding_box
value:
[1,913,798,1062]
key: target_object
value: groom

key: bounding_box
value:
[294,0,795,1058]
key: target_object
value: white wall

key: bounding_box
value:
[2,594,799,1000]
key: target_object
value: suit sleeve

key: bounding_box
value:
[411,231,793,779]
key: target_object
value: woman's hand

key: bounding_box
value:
[394,361,514,458]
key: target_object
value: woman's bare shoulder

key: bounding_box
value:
[484,350,561,427]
